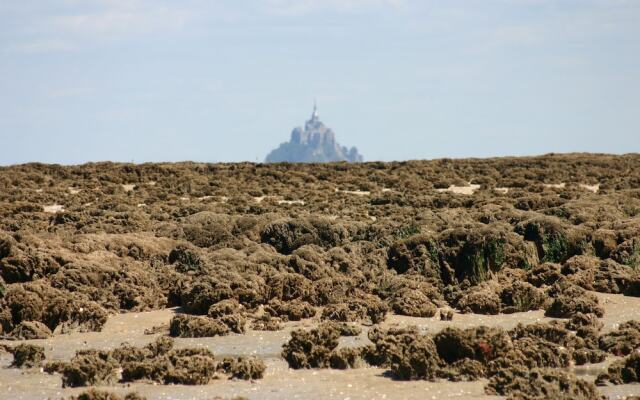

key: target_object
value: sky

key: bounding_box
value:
[0,0,639,165]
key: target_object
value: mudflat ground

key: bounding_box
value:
[1,154,640,400]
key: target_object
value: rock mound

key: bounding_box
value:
[265,105,362,163]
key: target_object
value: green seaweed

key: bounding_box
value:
[456,238,506,285]
[624,241,640,270]
[394,223,421,240]
[541,232,569,263]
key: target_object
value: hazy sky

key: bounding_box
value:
[1,0,639,165]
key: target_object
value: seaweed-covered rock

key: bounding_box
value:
[112,336,174,364]
[596,352,640,385]
[509,321,605,368]
[439,228,513,285]
[433,326,511,364]
[562,255,631,294]
[2,280,109,335]
[250,314,282,331]
[10,320,52,339]
[220,314,247,334]
[486,367,600,400]
[261,218,347,254]
[573,348,607,366]
[599,320,640,356]
[545,281,604,318]
[566,312,604,332]
[389,288,437,317]
[120,358,170,383]
[179,278,233,315]
[207,299,244,318]
[440,309,454,321]
[489,336,572,372]
[113,337,261,385]
[308,276,355,305]
[61,350,119,387]
[10,344,45,368]
[226,356,267,380]
[516,217,586,264]
[459,287,502,315]
[510,322,573,346]
[265,299,316,321]
[168,245,204,273]
[500,281,547,313]
[387,234,447,286]
[119,346,219,385]
[281,323,341,369]
[163,348,217,385]
[0,252,60,284]
[592,229,618,259]
[0,235,13,260]
[65,390,147,400]
[329,321,363,337]
[329,347,364,369]
[612,238,640,269]
[526,263,563,287]
[169,314,230,338]
[321,297,387,324]
[438,358,486,382]
[368,326,442,380]
[447,281,502,315]
[266,272,311,302]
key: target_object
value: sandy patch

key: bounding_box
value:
[43,204,64,213]
[278,200,305,205]
[494,187,509,194]
[122,184,136,192]
[254,196,273,203]
[342,190,371,196]
[197,196,228,202]
[68,187,81,195]
[436,183,481,195]
[544,183,566,189]
[580,183,600,193]
[335,188,371,196]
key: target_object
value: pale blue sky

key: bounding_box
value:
[1,0,639,164]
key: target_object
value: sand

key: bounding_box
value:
[436,184,481,195]
[2,292,640,399]
[43,204,65,213]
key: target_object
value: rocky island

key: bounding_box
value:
[265,104,363,163]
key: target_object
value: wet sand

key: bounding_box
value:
[3,292,640,400]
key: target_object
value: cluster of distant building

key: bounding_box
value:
[265,104,363,163]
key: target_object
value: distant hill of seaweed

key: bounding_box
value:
[265,104,363,163]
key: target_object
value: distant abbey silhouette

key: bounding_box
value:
[265,104,363,163]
